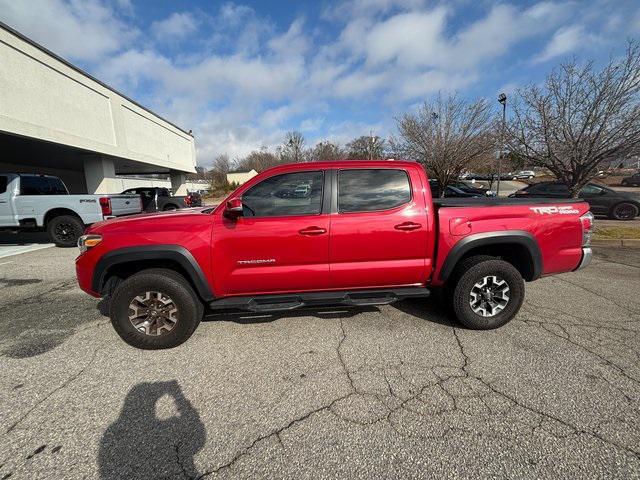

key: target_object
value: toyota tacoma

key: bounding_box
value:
[76,161,593,349]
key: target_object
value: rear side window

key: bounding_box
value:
[19,176,67,195]
[547,183,569,194]
[338,169,411,213]
[580,184,604,195]
[242,171,324,217]
[0,176,7,194]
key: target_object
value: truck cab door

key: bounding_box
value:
[211,170,331,296]
[0,175,17,226]
[328,167,431,289]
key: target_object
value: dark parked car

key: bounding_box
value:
[121,187,202,212]
[429,180,491,198]
[509,181,640,220]
[621,172,640,187]
[429,180,484,198]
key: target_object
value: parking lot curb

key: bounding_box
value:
[592,238,640,248]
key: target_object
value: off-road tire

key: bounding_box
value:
[451,256,524,330]
[47,214,85,247]
[109,269,203,349]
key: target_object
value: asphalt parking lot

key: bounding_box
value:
[0,246,639,479]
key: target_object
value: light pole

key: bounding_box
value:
[369,130,378,160]
[497,93,507,196]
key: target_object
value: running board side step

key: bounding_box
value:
[208,287,429,312]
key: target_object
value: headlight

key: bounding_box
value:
[78,234,102,253]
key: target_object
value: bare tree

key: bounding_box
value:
[281,131,307,163]
[393,94,496,196]
[347,135,386,159]
[237,148,282,172]
[208,154,232,195]
[211,154,231,175]
[508,41,640,196]
[312,141,344,161]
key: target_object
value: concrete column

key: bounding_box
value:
[83,156,121,194]
[170,171,188,196]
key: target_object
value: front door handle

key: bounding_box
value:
[394,222,422,231]
[299,226,327,235]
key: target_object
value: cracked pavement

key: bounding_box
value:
[0,247,639,479]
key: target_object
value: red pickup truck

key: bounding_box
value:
[76,161,593,349]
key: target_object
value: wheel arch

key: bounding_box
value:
[439,231,542,283]
[44,208,83,226]
[92,245,214,301]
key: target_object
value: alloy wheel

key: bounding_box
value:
[128,291,179,336]
[469,275,510,317]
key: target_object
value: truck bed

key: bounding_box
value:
[433,197,581,208]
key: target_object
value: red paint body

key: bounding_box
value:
[76,161,589,298]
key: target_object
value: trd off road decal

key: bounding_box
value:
[530,205,579,215]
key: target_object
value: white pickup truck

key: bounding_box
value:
[0,173,142,247]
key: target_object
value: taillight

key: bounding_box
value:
[580,211,594,246]
[99,197,112,216]
[185,194,192,206]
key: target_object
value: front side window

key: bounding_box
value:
[338,169,411,213]
[0,176,7,195]
[242,171,324,217]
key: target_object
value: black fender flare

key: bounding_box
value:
[92,245,214,301]
[438,230,543,282]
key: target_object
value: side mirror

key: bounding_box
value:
[224,198,243,219]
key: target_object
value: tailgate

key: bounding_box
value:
[108,195,142,216]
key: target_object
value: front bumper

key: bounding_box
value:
[575,247,592,271]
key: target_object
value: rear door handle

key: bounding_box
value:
[395,222,422,231]
[299,226,327,235]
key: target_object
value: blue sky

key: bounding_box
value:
[1,0,639,167]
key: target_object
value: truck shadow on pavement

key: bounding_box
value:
[0,231,52,245]
[98,380,206,480]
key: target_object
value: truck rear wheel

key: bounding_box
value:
[109,269,203,349]
[47,214,84,247]
[451,256,524,330]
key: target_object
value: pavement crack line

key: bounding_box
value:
[552,276,640,317]
[196,393,353,479]
[478,378,640,460]
[453,326,639,459]
[519,317,640,387]
[5,347,101,434]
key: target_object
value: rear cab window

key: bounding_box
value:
[338,169,411,213]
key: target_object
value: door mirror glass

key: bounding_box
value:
[224,198,243,219]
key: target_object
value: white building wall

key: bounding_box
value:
[111,177,210,193]
[0,24,197,174]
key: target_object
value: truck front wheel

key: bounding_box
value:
[109,269,203,349]
[451,256,525,329]
[47,214,84,247]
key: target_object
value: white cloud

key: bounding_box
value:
[362,9,448,67]
[0,0,136,61]
[3,0,635,167]
[151,12,198,42]
[534,25,588,63]
[300,117,325,132]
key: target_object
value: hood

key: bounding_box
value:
[87,207,210,233]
